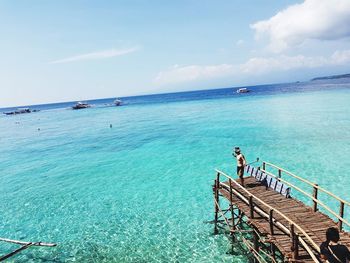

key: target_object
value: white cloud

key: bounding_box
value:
[153,64,236,85]
[251,0,350,52]
[49,47,139,64]
[154,49,350,85]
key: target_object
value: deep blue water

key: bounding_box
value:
[2,79,350,113]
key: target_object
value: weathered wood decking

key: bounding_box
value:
[213,163,350,263]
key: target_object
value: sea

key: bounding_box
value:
[0,79,350,262]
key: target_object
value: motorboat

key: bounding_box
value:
[114,98,122,106]
[72,102,91,110]
[236,88,250,94]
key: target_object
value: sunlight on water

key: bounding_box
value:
[0,86,350,262]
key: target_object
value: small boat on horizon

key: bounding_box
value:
[3,108,39,115]
[236,88,250,94]
[114,98,122,106]
[72,102,91,110]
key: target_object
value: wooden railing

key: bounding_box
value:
[215,169,321,263]
[215,170,320,262]
[262,161,350,231]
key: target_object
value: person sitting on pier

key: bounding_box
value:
[320,227,350,263]
[232,146,246,186]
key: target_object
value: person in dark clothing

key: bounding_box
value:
[320,227,350,263]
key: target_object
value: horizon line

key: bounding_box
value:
[2,70,349,109]
[0,79,311,110]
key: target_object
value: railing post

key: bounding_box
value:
[339,201,345,231]
[269,209,274,235]
[262,162,266,170]
[216,172,220,188]
[229,178,236,242]
[312,184,318,212]
[249,195,254,219]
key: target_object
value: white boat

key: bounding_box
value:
[72,102,91,110]
[236,88,250,94]
[114,98,122,106]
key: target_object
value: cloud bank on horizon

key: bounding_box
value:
[155,0,350,87]
[154,50,350,85]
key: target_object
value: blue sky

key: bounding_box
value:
[1,0,350,107]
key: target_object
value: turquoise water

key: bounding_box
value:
[0,85,350,262]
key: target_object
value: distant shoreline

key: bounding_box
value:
[311,73,350,81]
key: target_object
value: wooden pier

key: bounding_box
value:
[213,161,350,263]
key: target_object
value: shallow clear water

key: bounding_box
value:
[0,84,350,262]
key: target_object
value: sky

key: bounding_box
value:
[1,0,350,107]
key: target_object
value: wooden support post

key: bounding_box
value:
[238,209,243,228]
[290,223,294,256]
[216,172,220,187]
[253,229,259,262]
[313,184,318,212]
[289,224,299,260]
[229,179,236,242]
[270,243,276,261]
[214,177,219,235]
[216,174,220,198]
[269,209,274,235]
[339,201,345,231]
[293,234,299,259]
[249,195,254,219]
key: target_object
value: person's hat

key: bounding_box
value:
[234,146,241,153]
